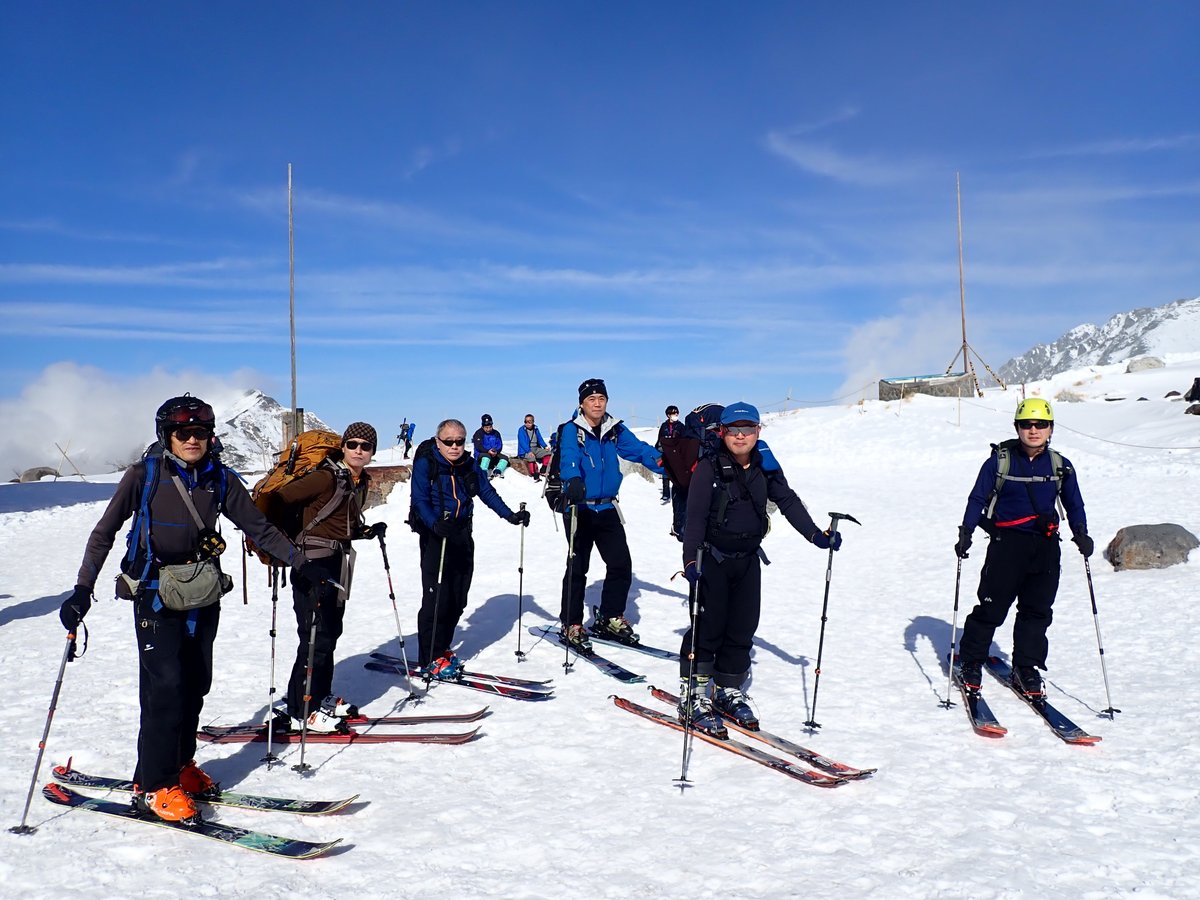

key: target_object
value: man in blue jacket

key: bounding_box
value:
[411,418,529,678]
[558,378,664,650]
[953,398,1091,698]
[517,413,551,482]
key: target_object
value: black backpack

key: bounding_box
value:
[541,422,576,513]
[660,403,724,492]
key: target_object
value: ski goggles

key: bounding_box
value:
[164,402,215,427]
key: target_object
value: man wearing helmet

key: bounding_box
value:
[953,398,1093,699]
[59,395,323,823]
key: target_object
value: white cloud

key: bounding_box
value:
[0,363,263,478]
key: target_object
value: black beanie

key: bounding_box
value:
[481,414,493,426]
[578,378,608,405]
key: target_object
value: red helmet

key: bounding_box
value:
[155,395,215,444]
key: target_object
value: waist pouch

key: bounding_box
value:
[157,559,233,611]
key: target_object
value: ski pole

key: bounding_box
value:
[377,533,417,699]
[804,512,861,731]
[940,557,964,709]
[425,512,452,688]
[675,546,704,790]
[263,566,282,767]
[10,634,76,834]
[293,587,322,775]
[515,502,528,661]
[1083,558,1121,719]
[562,504,578,673]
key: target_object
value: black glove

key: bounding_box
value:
[564,478,586,503]
[811,530,842,551]
[682,560,701,586]
[1072,533,1094,558]
[59,586,92,632]
[358,522,387,539]
[955,526,973,559]
[433,517,457,538]
[509,509,531,527]
[294,560,327,591]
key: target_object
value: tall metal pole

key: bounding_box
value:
[956,172,969,372]
[288,163,298,432]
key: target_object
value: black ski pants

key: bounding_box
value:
[287,554,348,718]
[417,529,475,666]
[960,530,1061,669]
[560,505,632,627]
[132,594,220,792]
[678,551,761,685]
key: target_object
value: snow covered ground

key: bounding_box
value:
[1,357,1198,899]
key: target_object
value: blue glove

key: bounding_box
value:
[682,560,701,585]
[812,530,843,551]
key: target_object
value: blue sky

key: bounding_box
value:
[2,2,1198,464]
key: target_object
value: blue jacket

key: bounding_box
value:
[412,445,513,529]
[558,412,663,511]
[472,428,504,460]
[517,424,548,457]
[962,443,1086,537]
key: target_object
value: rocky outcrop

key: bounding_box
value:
[1105,524,1199,570]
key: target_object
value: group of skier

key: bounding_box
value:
[56,382,1090,823]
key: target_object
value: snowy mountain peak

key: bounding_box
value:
[997,296,1200,384]
[216,389,332,474]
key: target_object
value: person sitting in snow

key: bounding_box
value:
[472,414,509,480]
[953,397,1091,699]
[58,394,323,823]
[517,413,552,482]
[678,401,843,738]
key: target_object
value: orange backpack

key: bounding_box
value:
[246,430,344,564]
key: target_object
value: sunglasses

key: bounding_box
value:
[174,426,213,442]
[439,437,467,447]
[723,424,759,436]
[1017,421,1051,431]
[343,440,374,451]
[165,402,215,425]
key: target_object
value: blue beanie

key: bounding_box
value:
[720,402,760,425]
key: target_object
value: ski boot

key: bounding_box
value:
[1012,665,1045,700]
[178,759,219,799]
[422,653,465,681]
[957,659,984,694]
[137,784,198,823]
[322,694,360,718]
[714,685,759,731]
[294,706,350,734]
[677,675,727,739]
[562,624,593,653]
[592,608,639,646]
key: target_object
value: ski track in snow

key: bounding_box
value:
[1,358,1198,898]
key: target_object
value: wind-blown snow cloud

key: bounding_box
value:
[0,363,264,478]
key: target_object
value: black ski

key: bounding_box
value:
[52,765,356,815]
[613,697,846,788]
[42,784,341,859]
[369,652,553,689]
[648,686,876,779]
[527,625,646,683]
[586,630,681,662]
[985,657,1102,745]
[364,661,553,701]
[949,660,1007,738]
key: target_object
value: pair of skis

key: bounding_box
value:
[525,624,680,684]
[363,653,554,701]
[952,656,1102,744]
[614,686,876,788]
[197,706,489,745]
[44,763,353,859]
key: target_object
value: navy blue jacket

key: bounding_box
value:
[412,445,513,529]
[961,443,1086,537]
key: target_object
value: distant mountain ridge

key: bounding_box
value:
[216,389,331,473]
[997,296,1200,384]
